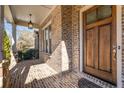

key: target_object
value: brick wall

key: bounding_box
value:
[61,5,72,71]
[39,5,87,74]
[40,5,73,73]
[71,5,82,72]
[122,6,124,87]
[40,6,62,73]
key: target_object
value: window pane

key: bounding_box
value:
[86,10,97,24]
[44,30,46,51]
[46,40,48,53]
[49,39,52,54]
[45,28,49,40]
[98,5,112,20]
[49,26,51,39]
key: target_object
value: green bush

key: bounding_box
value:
[17,49,39,61]
[23,49,35,60]
[3,30,11,60]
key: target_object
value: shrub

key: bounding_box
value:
[17,49,39,61]
[23,49,35,60]
[3,30,11,60]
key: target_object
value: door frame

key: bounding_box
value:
[79,5,122,87]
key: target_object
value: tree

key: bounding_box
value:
[16,31,35,51]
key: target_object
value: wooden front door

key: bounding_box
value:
[83,5,116,84]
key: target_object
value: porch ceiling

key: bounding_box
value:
[10,5,54,28]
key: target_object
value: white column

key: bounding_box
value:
[34,31,39,50]
[12,23,16,54]
[39,29,43,61]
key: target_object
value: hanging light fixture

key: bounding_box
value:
[28,14,33,29]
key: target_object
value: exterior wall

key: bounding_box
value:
[40,6,62,73]
[40,5,73,73]
[122,6,124,88]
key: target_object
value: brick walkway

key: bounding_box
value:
[10,60,101,88]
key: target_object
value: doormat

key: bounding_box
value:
[78,78,101,88]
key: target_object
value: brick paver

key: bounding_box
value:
[10,60,100,88]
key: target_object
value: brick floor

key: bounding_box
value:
[9,60,101,88]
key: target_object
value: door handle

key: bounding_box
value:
[112,45,117,61]
[113,48,116,60]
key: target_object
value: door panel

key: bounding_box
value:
[86,28,98,68]
[86,29,94,67]
[99,24,111,72]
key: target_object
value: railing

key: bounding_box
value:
[3,59,10,87]
[0,59,11,88]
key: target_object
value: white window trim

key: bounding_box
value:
[42,20,51,31]
[116,5,122,88]
[80,5,122,88]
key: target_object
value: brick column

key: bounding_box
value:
[61,6,73,71]
[0,5,4,88]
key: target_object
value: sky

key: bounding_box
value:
[4,19,12,37]
[4,19,13,46]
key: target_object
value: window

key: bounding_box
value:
[49,26,52,54]
[86,10,97,24]
[43,25,52,54]
[98,6,112,20]
[86,5,112,25]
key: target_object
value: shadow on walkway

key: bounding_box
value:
[9,60,42,88]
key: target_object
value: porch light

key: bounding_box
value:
[28,14,33,29]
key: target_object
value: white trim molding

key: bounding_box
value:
[116,5,122,88]
[80,5,122,88]
[42,20,51,30]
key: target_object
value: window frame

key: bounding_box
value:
[85,5,112,25]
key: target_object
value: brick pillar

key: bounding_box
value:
[61,5,73,71]
[0,5,4,88]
